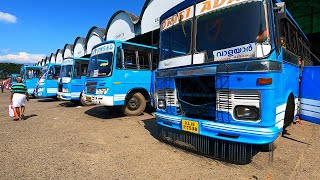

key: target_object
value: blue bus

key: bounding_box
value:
[10,73,20,87]
[35,63,61,98]
[155,0,318,163]
[83,40,158,116]
[57,57,89,104]
[20,65,42,96]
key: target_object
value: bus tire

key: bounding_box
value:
[79,92,89,106]
[124,92,146,116]
[282,94,295,136]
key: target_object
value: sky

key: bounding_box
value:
[0,0,146,64]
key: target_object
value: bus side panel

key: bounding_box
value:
[280,63,299,118]
[26,79,38,95]
[112,70,152,106]
[45,79,59,97]
[300,66,320,124]
[70,78,85,100]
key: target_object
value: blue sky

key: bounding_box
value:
[0,0,145,64]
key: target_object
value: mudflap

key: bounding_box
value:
[300,67,320,124]
[158,125,253,164]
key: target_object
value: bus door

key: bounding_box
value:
[299,67,320,124]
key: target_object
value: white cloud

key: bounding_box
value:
[0,12,17,23]
[0,52,45,64]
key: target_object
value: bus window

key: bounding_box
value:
[74,61,81,79]
[54,66,61,80]
[138,51,150,70]
[81,62,88,76]
[47,66,54,80]
[124,49,137,69]
[116,47,122,69]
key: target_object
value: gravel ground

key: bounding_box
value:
[0,91,319,180]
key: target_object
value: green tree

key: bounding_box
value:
[0,63,22,79]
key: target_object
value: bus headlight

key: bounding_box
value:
[234,105,259,121]
[158,99,166,109]
[38,87,44,92]
[96,88,109,95]
[62,88,69,93]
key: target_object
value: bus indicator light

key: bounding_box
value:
[257,78,272,85]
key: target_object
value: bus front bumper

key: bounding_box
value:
[57,92,71,101]
[92,95,114,106]
[156,113,280,145]
[57,92,81,101]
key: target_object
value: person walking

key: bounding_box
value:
[10,77,29,121]
[0,82,4,93]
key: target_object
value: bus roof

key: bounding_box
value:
[92,40,158,52]
[23,66,43,69]
[63,57,90,61]
[44,63,61,67]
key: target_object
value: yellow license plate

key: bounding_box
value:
[182,120,199,134]
[86,96,92,101]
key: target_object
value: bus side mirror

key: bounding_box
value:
[274,2,286,19]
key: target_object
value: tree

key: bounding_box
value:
[0,63,22,79]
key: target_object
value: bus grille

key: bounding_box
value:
[86,82,97,94]
[157,89,176,106]
[217,90,260,111]
[58,84,62,92]
[158,125,253,164]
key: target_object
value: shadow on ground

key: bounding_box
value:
[24,114,37,120]
[84,106,126,119]
[37,98,57,102]
[142,118,158,140]
[59,102,77,107]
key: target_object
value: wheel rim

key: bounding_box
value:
[128,96,140,110]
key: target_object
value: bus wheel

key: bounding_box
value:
[80,93,89,106]
[124,92,146,116]
[282,94,295,136]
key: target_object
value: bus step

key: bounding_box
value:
[158,125,253,164]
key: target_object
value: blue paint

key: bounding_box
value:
[10,74,20,87]
[34,63,61,98]
[156,0,303,145]
[300,67,320,124]
[57,57,89,101]
[20,65,42,95]
[83,40,157,109]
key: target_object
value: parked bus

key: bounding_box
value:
[10,74,20,87]
[83,40,158,116]
[34,63,61,98]
[20,65,42,96]
[155,0,319,163]
[57,57,89,104]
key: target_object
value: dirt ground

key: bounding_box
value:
[0,91,319,180]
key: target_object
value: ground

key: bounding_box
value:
[0,91,319,180]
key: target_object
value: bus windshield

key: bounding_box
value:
[87,52,113,77]
[160,0,269,61]
[60,65,73,78]
[26,69,41,79]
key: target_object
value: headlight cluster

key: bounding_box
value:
[234,105,259,121]
[96,88,109,95]
[38,87,44,92]
[62,88,69,93]
[158,99,166,109]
